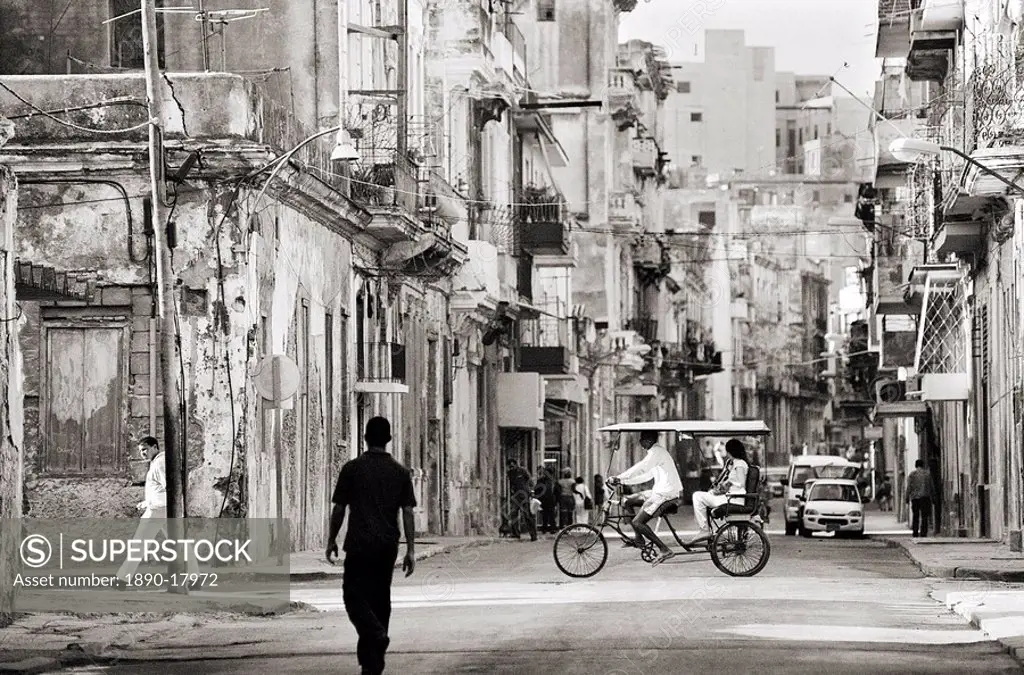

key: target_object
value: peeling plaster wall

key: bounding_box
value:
[243,198,353,550]
[14,176,355,541]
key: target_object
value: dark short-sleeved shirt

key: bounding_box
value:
[906,469,934,501]
[332,451,417,554]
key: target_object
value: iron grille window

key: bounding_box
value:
[677,81,691,93]
[690,112,703,122]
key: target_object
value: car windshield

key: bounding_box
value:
[791,464,859,488]
[808,483,859,502]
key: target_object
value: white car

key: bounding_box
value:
[799,478,865,538]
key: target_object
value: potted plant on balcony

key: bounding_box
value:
[350,163,396,206]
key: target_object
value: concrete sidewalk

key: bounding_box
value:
[289,536,494,581]
[932,588,1024,665]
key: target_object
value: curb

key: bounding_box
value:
[289,539,495,582]
[0,657,59,674]
[872,536,1024,582]
[947,602,1024,668]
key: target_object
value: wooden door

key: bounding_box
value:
[42,325,126,475]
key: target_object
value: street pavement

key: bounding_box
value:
[4,502,1011,674]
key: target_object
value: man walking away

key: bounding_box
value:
[327,417,416,675]
[507,459,537,541]
[115,437,199,586]
[907,459,936,537]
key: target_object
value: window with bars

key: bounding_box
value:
[915,274,968,374]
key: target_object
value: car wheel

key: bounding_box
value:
[799,524,812,538]
[785,522,796,536]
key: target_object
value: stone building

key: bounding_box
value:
[0,0,475,547]
[866,0,1023,548]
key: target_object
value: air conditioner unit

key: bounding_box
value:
[874,378,906,404]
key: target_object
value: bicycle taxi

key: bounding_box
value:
[552,420,772,578]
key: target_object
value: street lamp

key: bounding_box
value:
[888,138,1024,195]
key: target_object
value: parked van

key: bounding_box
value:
[780,455,861,536]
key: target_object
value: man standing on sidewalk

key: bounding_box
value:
[327,417,416,675]
[907,459,936,537]
[506,459,537,541]
[115,437,199,586]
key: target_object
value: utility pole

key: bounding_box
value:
[141,0,187,582]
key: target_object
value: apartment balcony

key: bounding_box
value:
[355,342,408,394]
[625,317,659,345]
[501,17,527,81]
[875,0,914,58]
[609,191,642,231]
[608,68,641,129]
[632,237,670,284]
[518,316,573,375]
[518,186,572,260]
[349,157,423,243]
[670,335,723,377]
[632,137,659,177]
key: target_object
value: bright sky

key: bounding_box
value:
[619,0,880,98]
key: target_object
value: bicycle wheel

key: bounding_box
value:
[553,524,608,578]
[710,521,770,577]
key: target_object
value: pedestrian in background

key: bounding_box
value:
[592,474,606,526]
[573,475,592,524]
[327,417,417,675]
[876,477,893,512]
[114,437,199,587]
[506,459,537,541]
[906,459,936,537]
[557,468,576,529]
[535,468,557,534]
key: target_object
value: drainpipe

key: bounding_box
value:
[149,315,158,436]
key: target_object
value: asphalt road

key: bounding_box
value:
[60,509,1023,675]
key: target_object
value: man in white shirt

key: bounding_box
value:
[115,437,199,585]
[610,430,684,566]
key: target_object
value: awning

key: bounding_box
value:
[872,401,928,419]
[614,384,658,397]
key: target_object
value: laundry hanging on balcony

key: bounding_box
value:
[913,268,970,401]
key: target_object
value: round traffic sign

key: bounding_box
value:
[253,354,301,402]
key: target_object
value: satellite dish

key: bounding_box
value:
[253,354,301,403]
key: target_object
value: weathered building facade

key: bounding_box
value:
[0,0,478,546]
[867,0,1023,548]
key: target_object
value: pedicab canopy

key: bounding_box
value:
[597,420,771,437]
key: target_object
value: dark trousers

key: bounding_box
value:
[911,497,932,537]
[509,491,537,540]
[343,547,398,674]
[540,505,557,533]
[558,495,575,529]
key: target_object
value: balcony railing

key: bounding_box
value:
[357,342,407,384]
[502,17,526,77]
[609,191,641,230]
[519,316,572,375]
[349,157,420,216]
[518,186,570,255]
[632,137,659,175]
[625,317,659,344]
